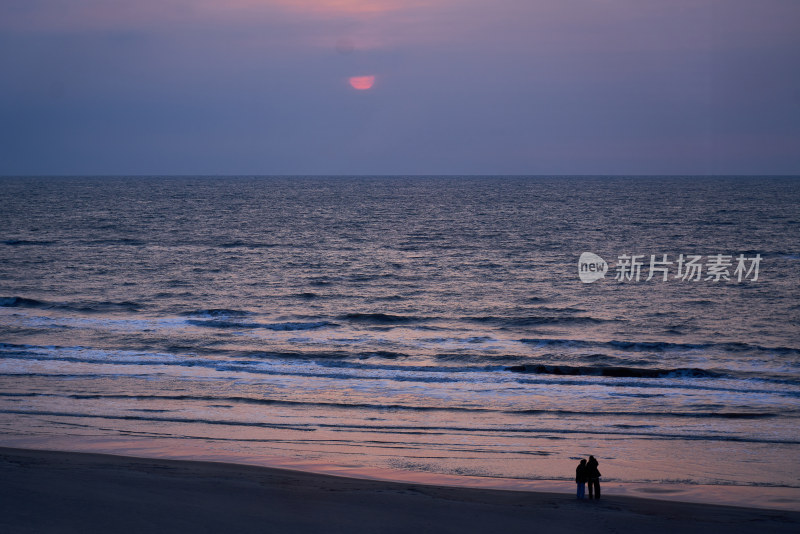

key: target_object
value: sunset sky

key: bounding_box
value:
[1,0,798,175]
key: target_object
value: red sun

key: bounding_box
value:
[349,75,376,90]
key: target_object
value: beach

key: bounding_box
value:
[1,447,798,534]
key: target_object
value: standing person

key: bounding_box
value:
[575,459,587,499]
[586,455,601,499]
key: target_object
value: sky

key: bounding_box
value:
[0,0,798,175]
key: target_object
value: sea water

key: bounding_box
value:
[1,176,798,494]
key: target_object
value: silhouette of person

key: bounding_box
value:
[575,459,587,499]
[586,455,601,499]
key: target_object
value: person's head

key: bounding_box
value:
[579,459,586,466]
[589,455,596,462]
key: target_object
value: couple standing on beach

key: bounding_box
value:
[575,456,601,500]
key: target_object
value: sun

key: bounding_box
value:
[349,75,376,90]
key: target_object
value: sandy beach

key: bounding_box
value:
[1,447,797,534]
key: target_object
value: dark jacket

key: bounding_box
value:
[586,458,601,479]
[575,463,588,483]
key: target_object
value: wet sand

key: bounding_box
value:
[1,447,798,534]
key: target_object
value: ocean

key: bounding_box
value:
[1,176,798,494]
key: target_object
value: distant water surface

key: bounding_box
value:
[0,176,798,494]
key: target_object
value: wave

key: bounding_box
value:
[2,239,55,246]
[0,296,141,313]
[468,315,610,326]
[512,374,800,396]
[0,354,473,384]
[3,343,798,391]
[0,296,47,308]
[0,392,483,413]
[0,366,795,398]
[0,392,784,420]
[261,321,334,331]
[74,301,142,313]
[360,350,408,359]
[218,241,279,249]
[512,408,779,419]
[505,364,723,379]
[186,319,335,331]
[519,337,800,355]
[342,313,428,324]
[2,408,797,444]
[0,409,313,432]
[0,345,490,383]
[342,312,610,327]
[86,238,146,246]
[181,309,253,318]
